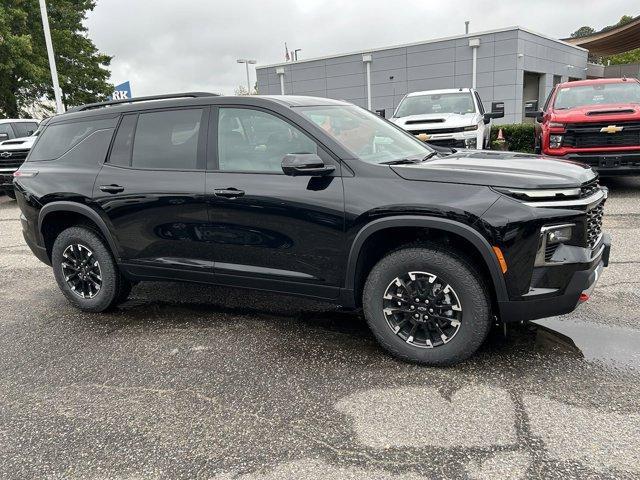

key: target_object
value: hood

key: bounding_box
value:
[390,150,596,189]
[0,135,36,151]
[551,103,640,123]
[391,112,478,130]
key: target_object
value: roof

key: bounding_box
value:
[48,95,352,124]
[0,119,39,124]
[258,26,587,69]
[406,88,473,97]
[563,16,640,55]
[557,77,640,88]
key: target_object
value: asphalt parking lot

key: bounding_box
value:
[0,180,639,480]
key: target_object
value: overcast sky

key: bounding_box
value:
[85,0,636,96]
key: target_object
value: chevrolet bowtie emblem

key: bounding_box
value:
[0,152,11,158]
[600,125,623,134]
[416,133,431,141]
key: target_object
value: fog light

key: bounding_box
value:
[549,134,563,149]
[546,225,573,244]
[464,137,477,149]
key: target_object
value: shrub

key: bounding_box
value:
[489,124,536,153]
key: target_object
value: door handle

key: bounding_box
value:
[99,184,125,194]
[213,188,245,198]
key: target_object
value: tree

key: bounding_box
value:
[234,85,257,96]
[0,0,112,118]
[570,26,596,38]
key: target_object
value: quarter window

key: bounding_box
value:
[217,108,317,172]
[109,115,137,166]
[131,109,204,169]
[29,118,117,161]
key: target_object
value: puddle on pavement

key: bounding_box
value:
[530,318,640,371]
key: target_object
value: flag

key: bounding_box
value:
[285,43,290,62]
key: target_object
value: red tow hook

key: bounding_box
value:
[579,293,590,303]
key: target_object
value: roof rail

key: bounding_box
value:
[66,92,219,113]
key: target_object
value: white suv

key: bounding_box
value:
[389,88,503,150]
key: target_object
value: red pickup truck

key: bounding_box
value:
[526,77,640,175]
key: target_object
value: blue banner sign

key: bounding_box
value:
[112,81,132,100]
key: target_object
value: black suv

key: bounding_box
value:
[14,93,611,365]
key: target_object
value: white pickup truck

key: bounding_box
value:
[0,120,44,199]
[389,88,503,150]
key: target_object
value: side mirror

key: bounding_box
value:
[483,112,503,123]
[524,100,543,121]
[282,153,335,177]
[0,133,9,142]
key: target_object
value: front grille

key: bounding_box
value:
[586,201,605,248]
[0,149,29,170]
[408,127,468,135]
[562,121,640,149]
[580,179,600,198]
[427,138,466,148]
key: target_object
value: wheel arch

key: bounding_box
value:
[345,216,509,306]
[38,202,121,261]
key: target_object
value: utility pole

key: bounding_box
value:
[39,0,64,113]
[237,59,257,95]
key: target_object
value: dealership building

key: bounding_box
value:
[256,27,590,124]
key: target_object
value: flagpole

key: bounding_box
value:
[38,0,64,114]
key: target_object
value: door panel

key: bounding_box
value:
[94,165,209,273]
[206,106,345,298]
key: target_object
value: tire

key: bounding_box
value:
[51,226,123,312]
[363,246,491,366]
[5,190,15,200]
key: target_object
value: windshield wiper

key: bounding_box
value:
[380,151,439,165]
[379,158,421,165]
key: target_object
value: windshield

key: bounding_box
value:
[395,93,476,117]
[554,82,640,109]
[297,105,432,164]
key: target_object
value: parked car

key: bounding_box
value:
[0,119,39,142]
[389,88,504,149]
[0,119,46,199]
[526,77,640,174]
[14,93,610,365]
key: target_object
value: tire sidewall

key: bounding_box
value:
[51,227,119,312]
[363,247,491,365]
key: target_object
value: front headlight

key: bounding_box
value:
[463,124,478,131]
[549,134,563,149]
[545,225,573,244]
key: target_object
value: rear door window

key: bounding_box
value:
[29,118,117,161]
[131,109,205,170]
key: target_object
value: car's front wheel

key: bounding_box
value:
[363,246,492,366]
[51,226,127,312]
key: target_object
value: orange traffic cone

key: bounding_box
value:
[497,128,505,141]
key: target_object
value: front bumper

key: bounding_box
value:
[557,151,640,175]
[0,171,15,189]
[498,233,610,322]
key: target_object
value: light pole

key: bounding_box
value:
[237,59,257,95]
[39,0,64,113]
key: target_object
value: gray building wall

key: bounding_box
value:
[256,27,588,124]
[603,63,640,78]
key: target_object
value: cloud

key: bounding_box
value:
[85,0,634,96]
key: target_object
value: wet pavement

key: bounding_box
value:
[0,178,639,479]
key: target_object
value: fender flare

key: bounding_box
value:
[38,201,122,260]
[344,215,508,302]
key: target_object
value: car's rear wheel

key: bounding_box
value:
[363,246,492,366]
[51,226,125,312]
